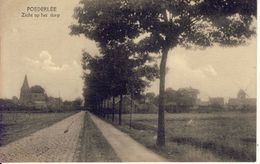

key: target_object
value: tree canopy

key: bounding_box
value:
[30,85,45,93]
[71,0,256,48]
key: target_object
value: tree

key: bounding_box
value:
[81,42,158,124]
[81,53,108,115]
[145,92,156,103]
[73,97,83,110]
[30,85,45,93]
[175,87,200,108]
[71,0,256,146]
[164,88,177,104]
[161,87,199,112]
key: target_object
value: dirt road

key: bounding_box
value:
[0,111,85,162]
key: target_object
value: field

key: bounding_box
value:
[0,111,77,146]
[108,111,256,162]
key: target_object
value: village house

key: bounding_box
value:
[196,99,209,108]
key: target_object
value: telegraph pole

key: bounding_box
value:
[59,90,61,112]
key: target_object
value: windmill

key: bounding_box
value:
[231,80,255,110]
[232,80,251,99]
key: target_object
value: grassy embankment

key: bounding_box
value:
[0,111,77,146]
[75,113,120,162]
[105,111,256,162]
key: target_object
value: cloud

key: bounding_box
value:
[203,65,217,76]
[25,57,40,65]
[168,55,217,81]
[26,50,69,71]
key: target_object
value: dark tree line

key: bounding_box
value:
[81,42,158,125]
[153,87,199,107]
[71,0,256,146]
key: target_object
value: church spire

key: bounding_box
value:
[21,74,30,91]
[20,74,31,105]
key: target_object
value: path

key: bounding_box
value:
[89,112,167,162]
[0,111,85,162]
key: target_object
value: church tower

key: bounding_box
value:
[19,75,31,105]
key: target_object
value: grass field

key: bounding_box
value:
[0,111,77,146]
[107,111,256,162]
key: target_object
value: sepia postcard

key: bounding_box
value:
[0,0,258,163]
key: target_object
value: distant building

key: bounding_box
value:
[19,75,47,109]
[228,89,256,109]
[200,101,209,106]
[196,99,209,107]
[209,97,225,108]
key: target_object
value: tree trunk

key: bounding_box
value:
[106,99,109,119]
[156,47,169,147]
[100,101,103,116]
[130,95,133,129]
[112,96,115,122]
[99,101,101,115]
[98,101,101,116]
[119,94,123,125]
[103,100,105,118]
[104,99,107,118]
[101,100,104,117]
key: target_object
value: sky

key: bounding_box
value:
[0,0,257,101]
